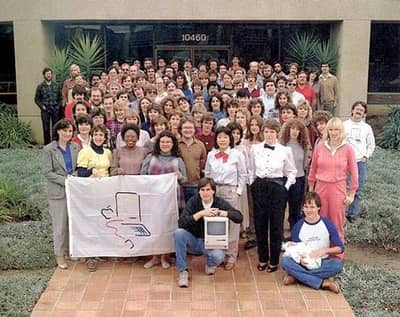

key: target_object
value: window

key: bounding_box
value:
[369,23,400,93]
[0,24,16,104]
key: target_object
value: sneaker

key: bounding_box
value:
[205,264,216,275]
[86,259,97,272]
[346,216,358,224]
[178,270,189,287]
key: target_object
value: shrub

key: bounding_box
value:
[0,107,33,149]
[338,263,400,316]
[0,268,54,317]
[0,149,53,270]
[377,106,400,150]
[0,176,42,223]
[0,149,48,212]
[345,147,400,250]
[285,32,339,72]
[0,220,55,270]
[48,46,71,85]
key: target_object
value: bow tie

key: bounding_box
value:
[215,151,229,163]
[264,144,275,150]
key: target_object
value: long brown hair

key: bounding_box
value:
[280,118,310,150]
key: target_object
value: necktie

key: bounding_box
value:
[215,151,229,163]
[264,144,275,150]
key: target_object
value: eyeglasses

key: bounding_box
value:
[287,83,296,86]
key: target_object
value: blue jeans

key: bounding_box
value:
[347,161,367,218]
[183,186,198,203]
[173,228,225,272]
[281,256,343,289]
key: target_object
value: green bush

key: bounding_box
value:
[346,147,400,250]
[338,263,400,316]
[0,148,48,212]
[0,220,55,270]
[0,149,54,270]
[0,108,33,149]
[285,32,339,72]
[0,176,42,223]
[0,268,54,317]
[378,106,400,150]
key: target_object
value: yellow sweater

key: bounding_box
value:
[77,146,112,177]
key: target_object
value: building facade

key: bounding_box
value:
[0,0,399,143]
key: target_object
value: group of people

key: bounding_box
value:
[39,56,375,291]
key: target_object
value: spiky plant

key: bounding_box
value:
[69,32,104,80]
[285,33,319,70]
[313,39,339,72]
[48,46,71,85]
[377,105,400,150]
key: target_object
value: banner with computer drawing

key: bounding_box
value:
[65,173,178,257]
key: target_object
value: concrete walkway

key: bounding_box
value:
[31,243,354,317]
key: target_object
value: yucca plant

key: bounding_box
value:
[48,46,71,85]
[285,33,319,70]
[313,39,339,72]
[377,105,400,150]
[69,32,104,80]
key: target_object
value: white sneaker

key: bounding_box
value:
[178,270,189,287]
[205,264,216,275]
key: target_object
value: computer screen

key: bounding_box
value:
[207,221,226,235]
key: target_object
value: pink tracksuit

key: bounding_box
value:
[308,141,358,244]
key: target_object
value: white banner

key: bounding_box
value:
[65,173,178,257]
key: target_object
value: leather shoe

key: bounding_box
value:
[244,239,257,250]
[283,274,297,285]
[322,279,340,293]
[224,262,235,270]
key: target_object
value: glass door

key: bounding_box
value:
[193,47,229,66]
[155,46,230,68]
[155,46,191,66]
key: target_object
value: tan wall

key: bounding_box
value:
[14,21,55,143]
[336,19,371,118]
[1,0,400,21]
[2,0,400,143]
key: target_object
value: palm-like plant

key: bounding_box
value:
[313,40,339,72]
[69,32,104,80]
[48,46,71,85]
[285,33,319,70]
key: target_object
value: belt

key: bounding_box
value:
[257,177,285,186]
[215,183,236,187]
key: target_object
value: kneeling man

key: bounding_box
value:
[174,178,243,287]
